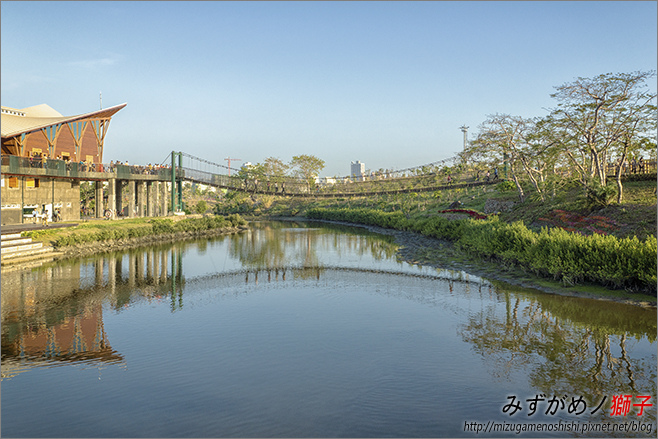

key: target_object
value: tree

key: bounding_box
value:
[289,154,325,192]
[548,71,657,194]
[465,114,553,202]
[237,162,265,193]
[263,157,289,178]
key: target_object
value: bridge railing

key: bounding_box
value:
[1,154,174,181]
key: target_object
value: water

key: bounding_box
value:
[2,221,656,437]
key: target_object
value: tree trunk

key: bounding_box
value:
[511,171,525,202]
[615,148,628,204]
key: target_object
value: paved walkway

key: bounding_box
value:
[1,222,79,235]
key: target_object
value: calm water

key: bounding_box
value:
[1,221,656,438]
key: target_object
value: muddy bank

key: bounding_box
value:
[55,225,248,259]
[272,216,657,308]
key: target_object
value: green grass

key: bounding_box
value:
[24,214,247,247]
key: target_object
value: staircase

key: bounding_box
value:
[1,232,63,268]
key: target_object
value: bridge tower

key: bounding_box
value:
[171,151,183,213]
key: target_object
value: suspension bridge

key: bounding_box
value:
[3,150,654,224]
[165,151,493,203]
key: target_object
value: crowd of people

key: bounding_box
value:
[23,152,172,175]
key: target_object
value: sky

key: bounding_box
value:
[2,1,656,178]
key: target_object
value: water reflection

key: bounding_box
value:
[1,221,655,437]
[1,245,185,380]
[227,221,400,271]
[460,285,657,426]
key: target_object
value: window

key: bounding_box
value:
[26,178,40,188]
[7,177,18,188]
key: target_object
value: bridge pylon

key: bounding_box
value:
[171,151,183,213]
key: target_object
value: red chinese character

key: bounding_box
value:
[632,395,653,416]
[610,395,632,416]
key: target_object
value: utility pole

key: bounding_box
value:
[225,157,241,177]
[459,125,469,151]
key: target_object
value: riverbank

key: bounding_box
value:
[56,225,248,259]
[271,216,657,308]
[18,214,248,262]
[8,211,656,307]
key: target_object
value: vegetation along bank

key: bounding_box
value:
[23,214,248,259]
[306,207,656,296]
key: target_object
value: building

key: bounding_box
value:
[351,160,365,181]
[1,103,126,224]
[2,103,126,162]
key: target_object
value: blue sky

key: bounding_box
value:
[2,1,656,177]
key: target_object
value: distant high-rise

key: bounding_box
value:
[351,161,365,181]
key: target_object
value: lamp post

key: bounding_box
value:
[459,125,469,151]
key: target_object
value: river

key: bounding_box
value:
[1,220,656,437]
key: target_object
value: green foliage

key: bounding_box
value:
[50,215,245,247]
[307,207,656,293]
[496,180,516,192]
[195,200,208,214]
[586,183,618,209]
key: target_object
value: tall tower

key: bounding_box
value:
[459,125,469,151]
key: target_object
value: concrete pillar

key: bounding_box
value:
[95,181,104,218]
[161,182,168,215]
[136,181,146,217]
[128,180,136,218]
[152,182,159,216]
[146,181,154,217]
[107,178,116,219]
[115,180,123,217]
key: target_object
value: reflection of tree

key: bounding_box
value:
[229,222,400,271]
[460,287,656,427]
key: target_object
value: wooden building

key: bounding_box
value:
[1,102,126,163]
[1,103,126,225]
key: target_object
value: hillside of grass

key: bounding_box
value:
[216,178,656,241]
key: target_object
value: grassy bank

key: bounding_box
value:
[24,214,247,248]
[210,178,655,295]
[306,207,656,295]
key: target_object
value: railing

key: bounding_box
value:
[180,166,498,197]
[1,154,174,181]
[3,153,654,196]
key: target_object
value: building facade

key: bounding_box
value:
[351,160,365,181]
[1,103,126,224]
